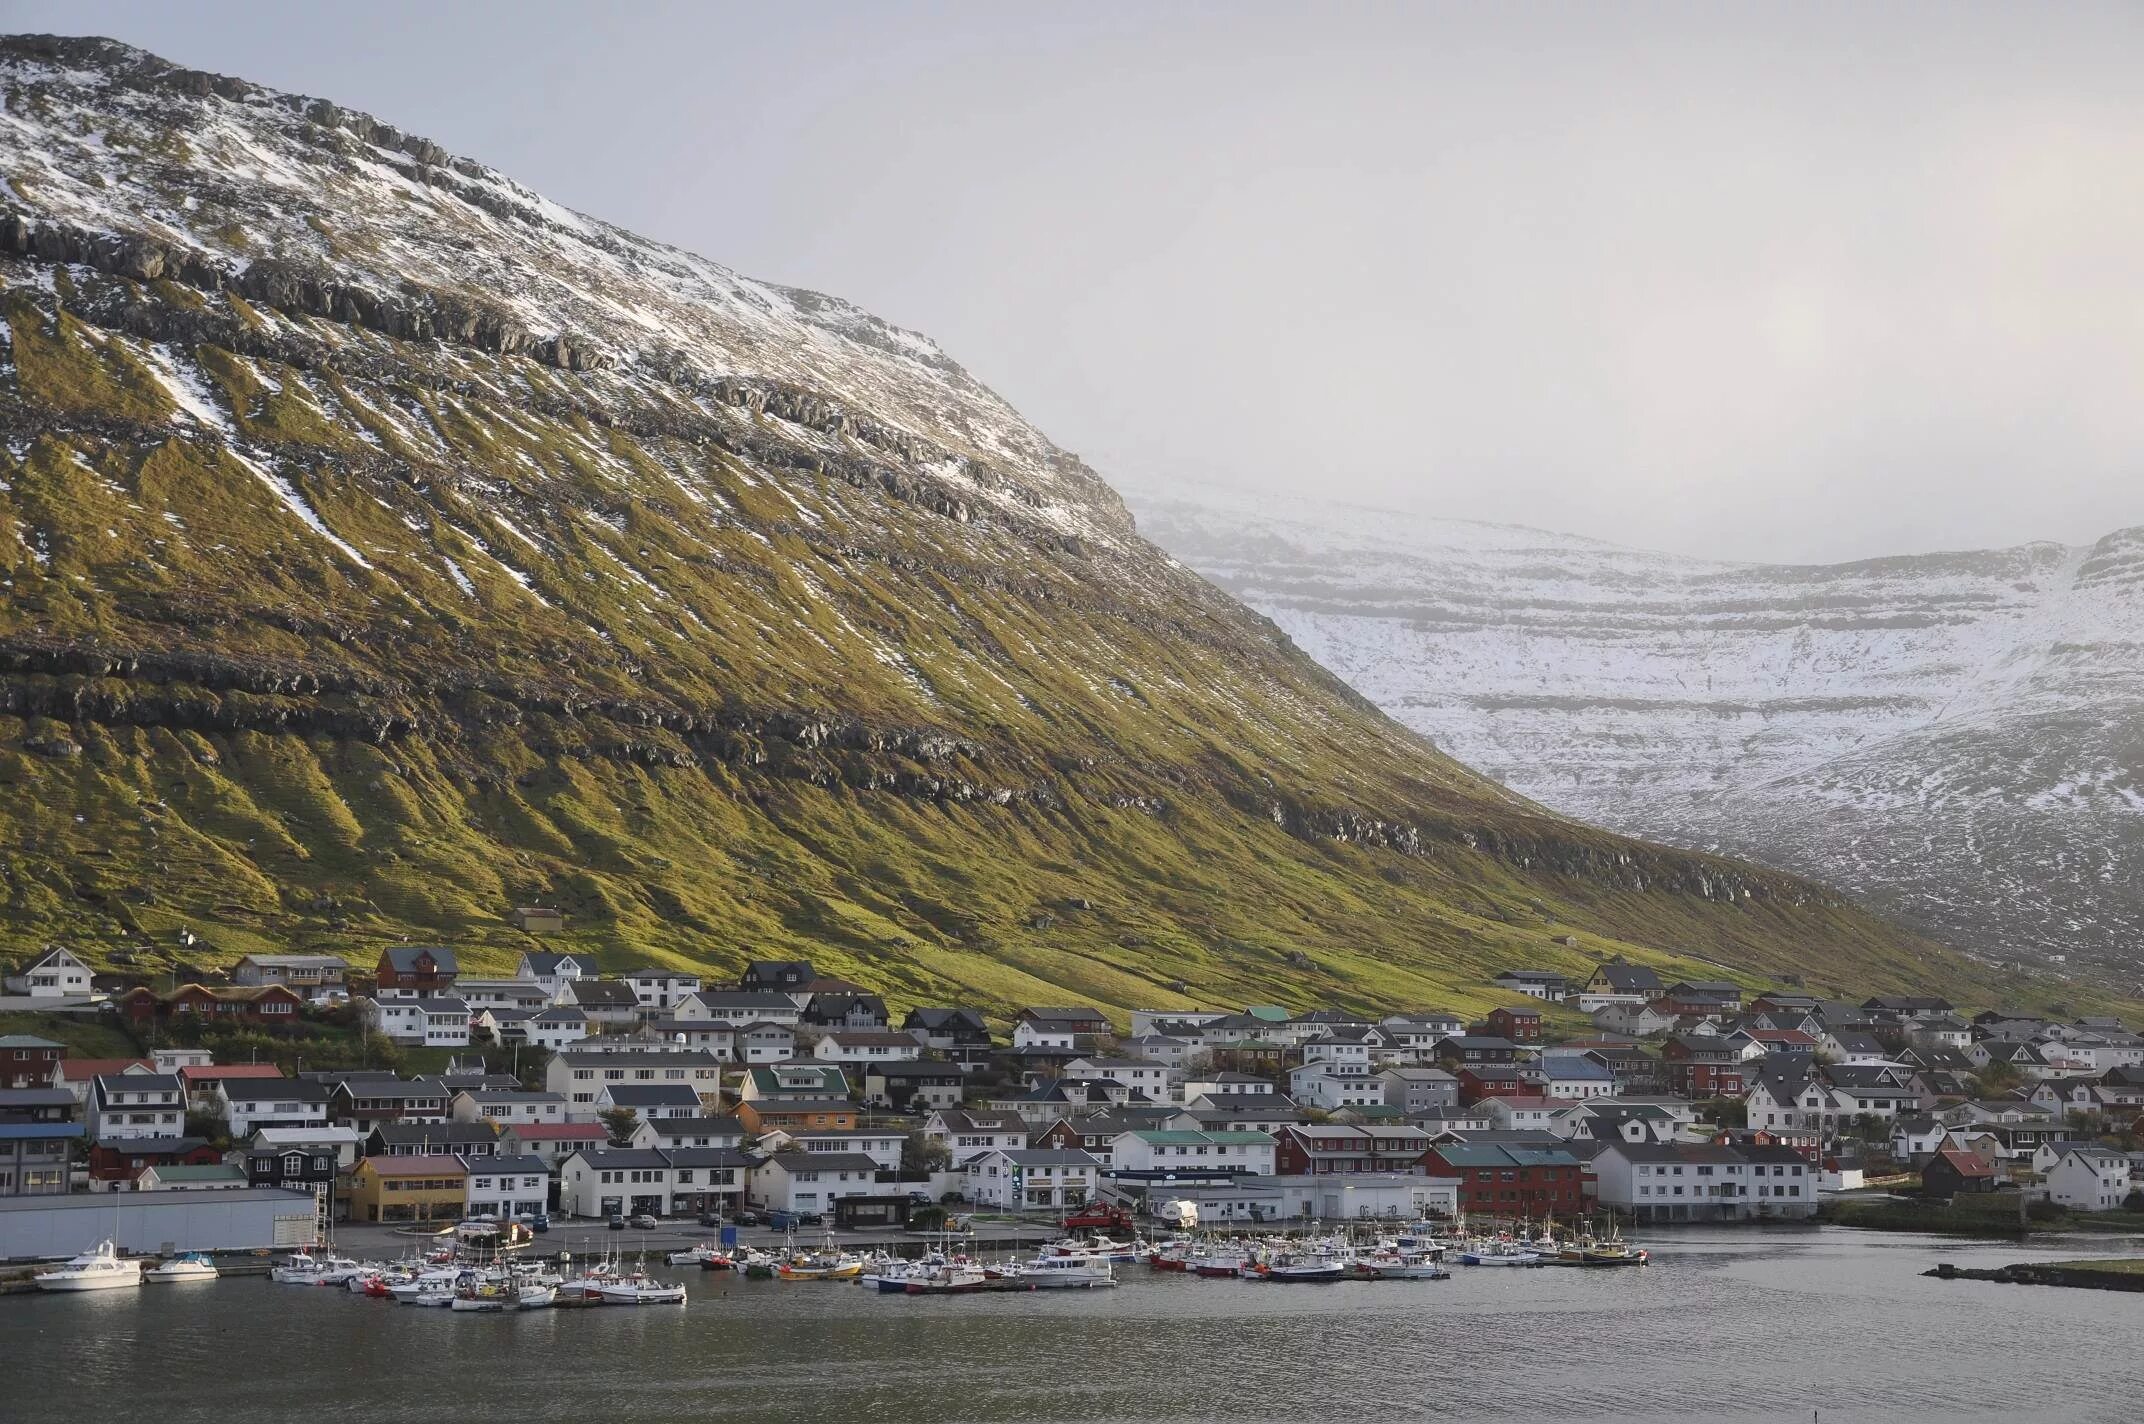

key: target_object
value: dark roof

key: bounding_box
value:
[904,1006,988,1032]
[381,945,459,973]
[696,990,798,1010]
[640,1115,744,1138]
[568,979,642,1009]
[761,1151,881,1173]
[600,1084,703,1107]
[466,1153,550,1175]
[97,1072,181,1094]
[371,1121,498,1147]
[570,1148,670,1169]
[220,1078,331,1104]
[662,1147,752,1169]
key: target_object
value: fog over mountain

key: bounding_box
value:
[1129,479,2144,986]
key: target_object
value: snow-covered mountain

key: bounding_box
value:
[1128,479,2144,981]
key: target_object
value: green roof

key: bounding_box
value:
[1245,1005,1291,1023]
[145,1165,246,1183]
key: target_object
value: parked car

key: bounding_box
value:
[607,1214,625,1231]
[906,1190,934,1206]
[733,1209,764,1227]
[629,1213,659,1230]
[697,1211,724,1228]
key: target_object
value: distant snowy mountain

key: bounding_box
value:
[1128,479,2144,981]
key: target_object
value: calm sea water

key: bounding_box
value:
[3,1227,2138,1423]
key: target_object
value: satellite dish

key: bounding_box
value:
[675,1033,686,1046]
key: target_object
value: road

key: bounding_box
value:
[330,1218,1068,1259]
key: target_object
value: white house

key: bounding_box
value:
[1010,1020,1079,1051]
[737,1023,798,1063]
[463,1153,552,1219]
[965,1148,1101,1210]
[453,979,556,1014]
[250,1124,365,1169]
[521,1005,591,1050]
[217,1078,332,1137]
[594,1083,703,1121]
[558,1147,676,1219]
[367,994,472,1047]
[1130,1009,1229,1038]
[622,968,703,1011]
[1288,1061,1383,1111]
[749,1151,885,1213]
[1107,1129,1277,1176]
[451,1089,568,1126]
[90,1073,185,1140]
[812,1031,924,1066]
[545,1050,724,1116]
[1183,1072,1276,1104]
[1480,1096,1560,1132]
[1300,1029,1386,1073]
[925,1108,1030,1165]
[758,1126,905,1172]
[1494,970,1568,1002]
[629,1115,746,1152]
[7,947,94,999]
[513,951,586,999]
[2045,1149,2136,1212]
[685,991,802,1027]
[1591,1141,1818,1222]
[1066,1056,1173,1101]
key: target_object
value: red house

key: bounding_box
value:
[0,1033,65,1090]
[1455,1067,1525,1105]
[119,983,305,1025]
[1422,1142,1584,1218]
[1482,1006,1544,1043]
[1661,1035,1748,1099]
[87,1135,221,1188]
[376,946,460,994]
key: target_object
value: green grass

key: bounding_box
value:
[0,1010,143,1059]
[0,270,2132,1026]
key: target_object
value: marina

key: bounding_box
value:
[4,1228,2140,1421]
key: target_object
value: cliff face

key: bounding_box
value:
[1129,477,2144,985]
[0,35,2009,1013]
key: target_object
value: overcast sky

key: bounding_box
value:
[12,1,2143,563]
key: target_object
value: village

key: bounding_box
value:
[4,938,2144,1275]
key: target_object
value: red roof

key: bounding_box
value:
[361,1154,469,1176]
[1934,1147,1994,1178]
[502,1122,607,1140]
[179,1064,286,1083]
[59,1058,153,1081]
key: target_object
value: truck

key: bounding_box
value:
[1062,1201,1135,1233]
[1156,1199,1201,1230]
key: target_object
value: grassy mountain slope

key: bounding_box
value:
[0,36,2087,1020]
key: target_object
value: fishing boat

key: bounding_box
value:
[1020,1253,1117,1289]
[1357,1251,1449,1281]
[776,1243,864,1281]
[594,1269,688,1305]
[34,1240,142,1292]
[903,1262,988,1295]
[1457,1240,1545,1267]
[270,1252,365,1285]
[144,1252,219,1283]
[1258,1248,1352,1282]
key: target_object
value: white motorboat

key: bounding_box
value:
[1458,1240,1544,1267]
[595,1269,688,1305]
[145,1252,219,1283]
[1020,1254,1117,1289]
[35,1240,143,1292]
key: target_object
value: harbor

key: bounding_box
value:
[4,1228,2140,1421]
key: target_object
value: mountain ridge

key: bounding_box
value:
[0,34,2081,1017]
